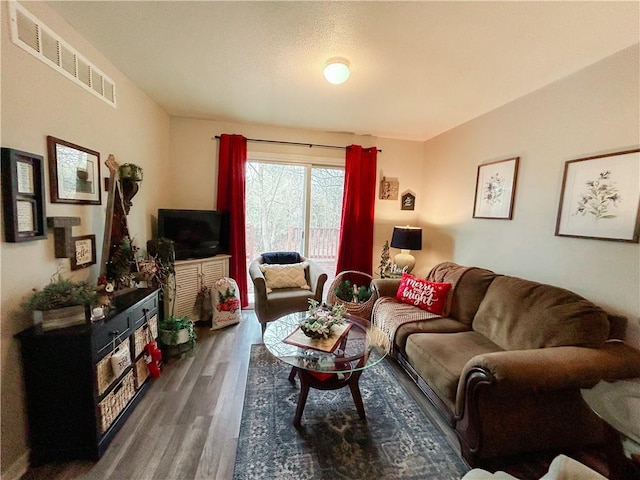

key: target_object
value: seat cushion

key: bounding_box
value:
[404,331,503,411]
[266,287,315,313]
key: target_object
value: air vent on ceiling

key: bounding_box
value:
[9,2,117,107]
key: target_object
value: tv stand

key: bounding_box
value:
[166,254,231,321]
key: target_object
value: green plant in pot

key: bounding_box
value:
[334,279,373,303]
[158,314,196,348]
[23,275,98,330]
[118,163,143,215]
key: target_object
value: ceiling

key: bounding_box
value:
[48,1,639,142]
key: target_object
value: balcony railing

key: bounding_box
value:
[246,226,339,261]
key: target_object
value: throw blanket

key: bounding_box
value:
[373,262,472,355]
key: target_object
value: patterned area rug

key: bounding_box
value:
[233,344,468,480]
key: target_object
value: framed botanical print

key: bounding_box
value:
[555,149,640,242]
[473,157,520,219]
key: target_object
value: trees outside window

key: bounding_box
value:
[245,160,344,298]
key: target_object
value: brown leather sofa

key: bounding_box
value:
[371,262,640,466]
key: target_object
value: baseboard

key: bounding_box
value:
[2,451,29,480]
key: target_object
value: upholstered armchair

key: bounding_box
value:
[249,252,327,333]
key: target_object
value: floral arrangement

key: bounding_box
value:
[300,299,346,339]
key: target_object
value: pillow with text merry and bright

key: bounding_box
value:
[395,273,452,315]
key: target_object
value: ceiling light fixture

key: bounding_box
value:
[323,58,350,85]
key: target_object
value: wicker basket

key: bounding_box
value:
[326,270,378,320]
[134,356,149,389]
[133,314,158,358]
[96,339,127,396]
[98,370,135,434]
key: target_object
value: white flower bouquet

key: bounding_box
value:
[300,299,346,339]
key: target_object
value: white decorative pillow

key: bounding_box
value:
[259,262,310,293]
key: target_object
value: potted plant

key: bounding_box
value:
[334,279,373,303]
[158,314,196,348]
[118,163,143,214]
[24,275,98,330]
[147,238,197,350]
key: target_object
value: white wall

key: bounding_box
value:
[0,2,171,475]
[419,45,640,343]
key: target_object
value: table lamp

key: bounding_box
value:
[390,226,422,274]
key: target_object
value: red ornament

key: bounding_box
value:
[144,340,162,378]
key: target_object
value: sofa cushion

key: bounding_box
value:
[259,262,310,293]
[396,273,452,314]
[404,331,503,412]
[472,276,610,350]
[448,266,498,326]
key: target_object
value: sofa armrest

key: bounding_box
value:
[306,259,328,301]
[459,342,640,396]
[371,278,401,298]
[248,260,268,321]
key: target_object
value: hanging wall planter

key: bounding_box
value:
[118,163,143,215]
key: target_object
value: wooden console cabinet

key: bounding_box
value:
[167,254,231,321]
[16,288,158,465]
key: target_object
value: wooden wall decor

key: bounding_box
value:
[47,216,81,258]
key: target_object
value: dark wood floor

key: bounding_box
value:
[20,310,467,480]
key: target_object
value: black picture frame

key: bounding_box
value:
[70,234,97,270]
[401,191,416,211]
[1,148,47,242]
[47,136,101,205]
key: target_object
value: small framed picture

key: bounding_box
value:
[401,191,416,210]
[555,149,640,242]
[47,136,101,205]
[473,157,520,220]
[379,177,399,200]
[70,234,97,270]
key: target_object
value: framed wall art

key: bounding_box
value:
[1,147,47,242]
[70,234,97,270]
[473,157,520,220]
[379,176,399,200]
[401,191,416,210]
[47,136,101,205]
[555,148,640,243]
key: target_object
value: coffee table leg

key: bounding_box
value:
[349,371,366,420]
[288,366,297,383]
[294,371,310,427]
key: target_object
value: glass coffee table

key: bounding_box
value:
[263,311,389,427]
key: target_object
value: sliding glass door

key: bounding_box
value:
[245,160,344,299]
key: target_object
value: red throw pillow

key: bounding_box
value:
[396,273,452,315]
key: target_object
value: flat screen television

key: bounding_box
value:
[157,209,228,260]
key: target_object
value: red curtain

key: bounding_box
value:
[336,145,377,275]
[216,134,249,307]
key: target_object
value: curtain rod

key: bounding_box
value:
[213,135,382,153]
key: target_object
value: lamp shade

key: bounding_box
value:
[390,226,422,251]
